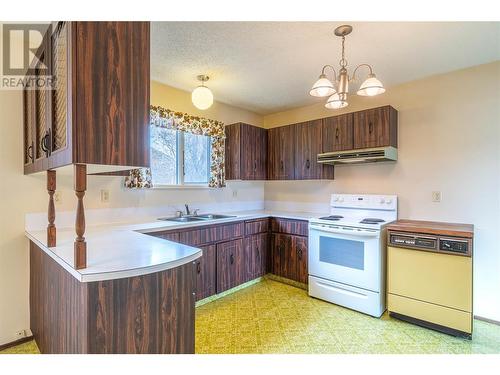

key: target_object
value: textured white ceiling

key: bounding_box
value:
[151,22,500,114]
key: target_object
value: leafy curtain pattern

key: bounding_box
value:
[124,105,226,188]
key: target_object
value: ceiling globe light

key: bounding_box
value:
[357,74,385,96]
[310,74,336,97]
[325,93,348,109]
[192,75,213,110]
[309,25,386,109]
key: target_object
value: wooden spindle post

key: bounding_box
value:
[47,170,56,247]
[74,164,87,269]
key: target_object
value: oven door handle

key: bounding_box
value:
[310,226,379,237]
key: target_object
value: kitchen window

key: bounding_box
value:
[150,126,211,186]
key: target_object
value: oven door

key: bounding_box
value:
[308,224,382,292]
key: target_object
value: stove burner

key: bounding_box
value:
[319,215,344,221]
[359,218,385,224]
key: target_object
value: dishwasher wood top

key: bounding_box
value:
[386,219,474,238]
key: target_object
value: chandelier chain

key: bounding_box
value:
[339,35,348,68]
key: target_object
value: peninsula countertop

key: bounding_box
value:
[25,209,324,283]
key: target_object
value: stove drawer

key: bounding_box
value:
[308,276,385,317]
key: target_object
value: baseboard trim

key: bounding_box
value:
[475,315,500,326]
[0,336,33,352]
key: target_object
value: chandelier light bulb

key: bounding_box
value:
[310,74,336,97]
[325,93,348,109]
[357,74,386,97]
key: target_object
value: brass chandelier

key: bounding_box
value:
[310,25,385,109]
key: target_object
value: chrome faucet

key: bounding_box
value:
[185,204,191,216]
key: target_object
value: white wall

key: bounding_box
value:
[264,62,500,321]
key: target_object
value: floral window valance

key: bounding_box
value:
[125,105,226,188]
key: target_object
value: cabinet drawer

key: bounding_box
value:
[271,218,308,236]
[180,222,244,246]
[245,219,269,236]
[145,231,179,242]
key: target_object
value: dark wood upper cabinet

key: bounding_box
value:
[23,21,150,174]
[353,105,398,149]
[294,120,334,180]
[322,113,354,152]
[267,125,295,180]
[225,123,267,180]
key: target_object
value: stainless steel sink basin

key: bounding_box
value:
[157,216,205,222]
[195,214,236,220]
[157,213,236,222]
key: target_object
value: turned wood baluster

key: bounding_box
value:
[74,164,87,270]
[47,170,56,247]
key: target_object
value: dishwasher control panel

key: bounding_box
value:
[389,232,471,256]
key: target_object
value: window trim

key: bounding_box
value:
[151,128,211,187]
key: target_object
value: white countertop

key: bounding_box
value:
[26,209,325,283]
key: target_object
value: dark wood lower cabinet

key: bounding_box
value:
[30,241,195,354]
[216,238,245,293]
[194,244,216,301]
[271,233,308,284]
[294,236,308,284]
[244,233,269,282]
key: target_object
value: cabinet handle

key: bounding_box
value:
[230,254,234,265]
[335,128,340,139]
[254,160,257,172]
[297,248,302,260]
[196,261,201,274]
[41,131,50,156]
[369,122,373,134]
[306,159,310,169]
[27,143,34,161]
[280,160,284,171]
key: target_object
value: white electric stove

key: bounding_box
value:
[308,194,398,317]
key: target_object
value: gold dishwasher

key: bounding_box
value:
[386,220,473,339]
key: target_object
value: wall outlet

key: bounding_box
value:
[100,189,110,203]
[432,191,442,202]
[54,191,62,203]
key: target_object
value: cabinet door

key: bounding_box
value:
[195,244,216,301]
[272,233,294,279]
[353,106,397,149]
[74,22,150,167]
[216,239,244,293]
[49,22,72,168]
[294,120,323,179]
[254,126,268,180]
[322,114,353,152]
[244,233,269,282]
[23,88,35,167]
[224,123,241,180]
[33,32,51,167]
[240,124,255,180]
[294,236,308,284]
[267,126,295,180]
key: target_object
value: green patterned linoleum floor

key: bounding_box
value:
[2,278,500,354]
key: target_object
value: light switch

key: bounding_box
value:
[432,191,441,203]
[54,191,61,203]
[100,189,110,203]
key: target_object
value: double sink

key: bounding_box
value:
[158,214,236,223]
